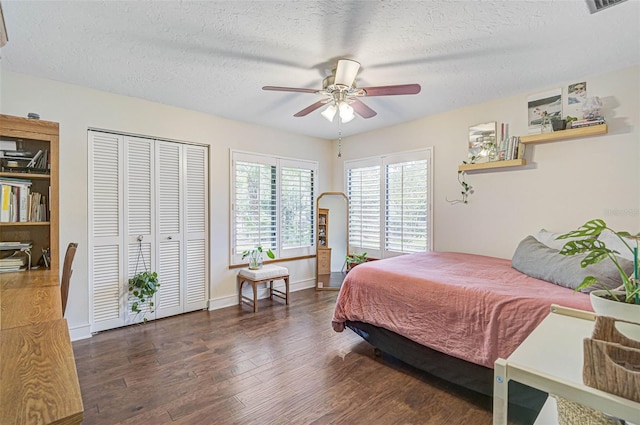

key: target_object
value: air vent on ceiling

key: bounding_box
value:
[586,0,628,13]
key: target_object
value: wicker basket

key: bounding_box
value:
[583,316,640,403]
[553,396,624,425]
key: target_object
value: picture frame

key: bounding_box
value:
[468,121,497,161]
[527,88,562,134]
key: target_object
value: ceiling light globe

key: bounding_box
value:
[321,104,337,122]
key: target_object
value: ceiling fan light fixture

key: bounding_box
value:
[321,104,337,122]
[339,102,355,123]
[334,59,360,88]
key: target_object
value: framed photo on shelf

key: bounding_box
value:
[527,88,562,134]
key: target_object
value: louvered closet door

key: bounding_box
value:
[155,141,184,318]
[124,136,156,324]
[183,145,208,312]
[89,131,125,332]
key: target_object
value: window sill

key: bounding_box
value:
[229,254,316,269]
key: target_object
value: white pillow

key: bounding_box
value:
[598,229,636,261]
[534,228,581,251]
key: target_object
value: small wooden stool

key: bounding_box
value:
[237,265,290,312]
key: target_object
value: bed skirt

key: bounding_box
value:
[346,320,547,422]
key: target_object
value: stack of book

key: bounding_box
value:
[0,241,33,272]
[571,117,606,129]
[0,148,48,173]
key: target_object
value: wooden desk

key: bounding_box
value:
[1,286,63,330]
[0,269,84,424]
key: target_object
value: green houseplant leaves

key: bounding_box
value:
[558,219,640,303]
[128,271,160,322]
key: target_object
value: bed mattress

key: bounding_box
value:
[332,251,593,368]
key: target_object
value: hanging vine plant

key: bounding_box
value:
[128,237,159,323]
[447,155,476,205]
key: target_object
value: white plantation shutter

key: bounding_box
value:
[384,158,429,254]
[346,162,381,258]
[232,152,277,263]
[280,159,316,256]
[89,131,125,332]
[184,145,208,311]
[345,149,432,259]
[231,152,317,263]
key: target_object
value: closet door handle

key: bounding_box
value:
[167,236,173,240]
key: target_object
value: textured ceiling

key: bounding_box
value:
[1,1,639,140]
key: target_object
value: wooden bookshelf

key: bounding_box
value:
[458,159,526,172]
[520,124,608,144]
[0,114,59,270]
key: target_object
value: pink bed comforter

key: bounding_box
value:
[332,251,593,368]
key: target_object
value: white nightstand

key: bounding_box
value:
[493,305,640,425]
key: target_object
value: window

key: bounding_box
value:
[346,164,381,252]
[231,151,317,264]
[345,149,432,259]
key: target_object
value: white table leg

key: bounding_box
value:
[493,358,509,425]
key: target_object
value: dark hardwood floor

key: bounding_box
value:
[73,288,524,424]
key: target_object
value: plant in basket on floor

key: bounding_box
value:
[557,219,640,321]
[345,252,367,272]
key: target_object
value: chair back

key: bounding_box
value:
[61,243,78,316]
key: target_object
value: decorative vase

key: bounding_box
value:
[247,251,263,270]
[590,290,640,340]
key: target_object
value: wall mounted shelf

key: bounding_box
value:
[458,159,525,172]
[519,124,608,144]
[456,123,608,174]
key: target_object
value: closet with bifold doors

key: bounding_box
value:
[88,130,209,332]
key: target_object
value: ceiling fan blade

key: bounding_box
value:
[361,84,421,96]
[351,99,377,119]
[294,100,326,117]
[262,86,318,94]
[335,59,360,87]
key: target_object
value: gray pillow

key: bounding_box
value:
[511,236,633,292]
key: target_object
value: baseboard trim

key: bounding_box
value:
[208,277,316,311]
[69,323,92,341]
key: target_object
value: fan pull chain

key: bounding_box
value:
[338,116,343,158]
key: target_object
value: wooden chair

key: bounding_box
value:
[60,243,78,316]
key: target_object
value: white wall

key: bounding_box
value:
[3,65,638,338]
[333,66,640,259]
[0,70,333,339]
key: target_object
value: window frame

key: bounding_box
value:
[344,148,433,259]
[230,150,318,265]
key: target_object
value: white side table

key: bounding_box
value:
[493,305,640,425]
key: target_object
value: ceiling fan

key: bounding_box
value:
[262,59,421,123]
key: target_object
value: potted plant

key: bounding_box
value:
[128,271,159,323]
[346,252,367,272]
[242,245,275,270]
[557,219,640,324]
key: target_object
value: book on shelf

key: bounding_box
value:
[26,150,43,168]
[570,118,606,129]
[0,241,33,250]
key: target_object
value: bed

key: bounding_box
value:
[331,250,596,419]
